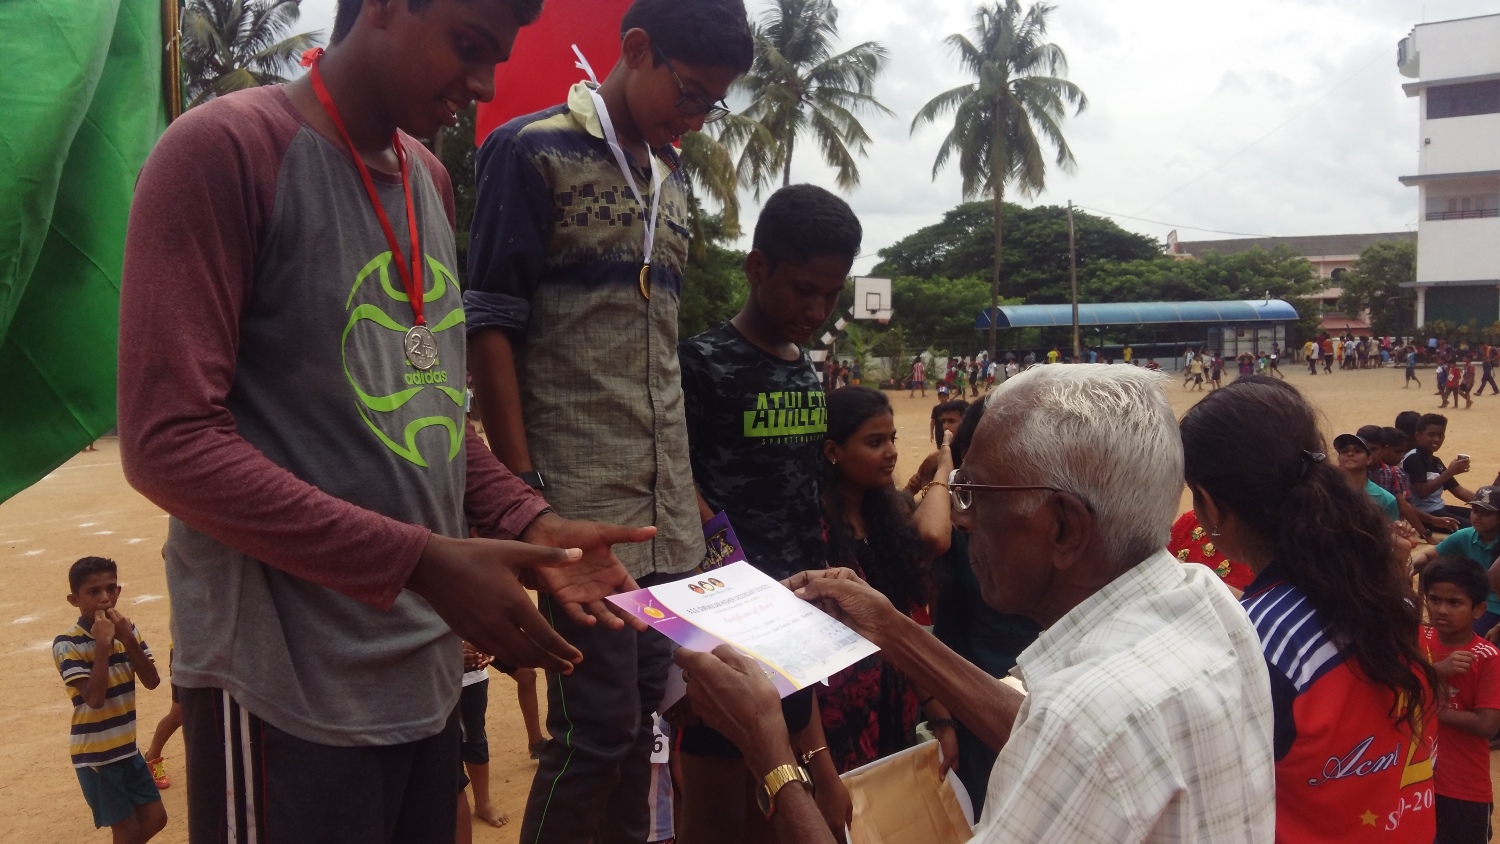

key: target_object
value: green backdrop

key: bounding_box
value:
[0,0,165,503]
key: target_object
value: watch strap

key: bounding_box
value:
[759,763,813,818]
[518,470,545,490]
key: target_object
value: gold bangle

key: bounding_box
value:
[801,745,829,766]
[922,480,948,494]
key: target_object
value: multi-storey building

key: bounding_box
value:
[1398,13,1500,326]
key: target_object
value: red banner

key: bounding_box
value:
[474,0,633,145]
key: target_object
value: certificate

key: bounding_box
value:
[607,515,879,699]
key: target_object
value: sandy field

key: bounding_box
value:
[2,365,1497,842]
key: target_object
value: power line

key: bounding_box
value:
[1074,205,1274,238]
[1133,37,1392,216]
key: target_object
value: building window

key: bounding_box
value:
[1425,193,1500,220]
[1427,79,1500,119]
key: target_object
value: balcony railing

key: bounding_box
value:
[1426,208,1500,221]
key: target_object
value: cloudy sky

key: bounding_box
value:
[296,0,1500,273]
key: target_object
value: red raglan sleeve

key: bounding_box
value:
[118,95,431,610]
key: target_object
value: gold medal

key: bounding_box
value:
[639,263,651,300]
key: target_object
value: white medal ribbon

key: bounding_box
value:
[575,46,663,293]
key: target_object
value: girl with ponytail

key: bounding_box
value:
[1181,376,1438,843]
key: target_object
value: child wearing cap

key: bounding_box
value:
[1362,425,1435,540]
[1413,486,1500,636]
[1334,432,1400,522]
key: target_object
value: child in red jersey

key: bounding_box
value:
[1422,555,1500,844]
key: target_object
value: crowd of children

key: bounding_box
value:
[1300,333,1396,373]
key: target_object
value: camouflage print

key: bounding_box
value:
[680,323,827,580]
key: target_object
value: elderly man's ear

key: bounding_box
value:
[1048,491,1096,571]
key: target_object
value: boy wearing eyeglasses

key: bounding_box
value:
[465,1,753,841]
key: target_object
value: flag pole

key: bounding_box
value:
[163,0,182,121]
[1068,200,1081,361]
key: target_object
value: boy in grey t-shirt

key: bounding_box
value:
[118,0,652,837]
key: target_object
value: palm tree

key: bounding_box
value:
[719,0,893,197]
[182,0,323,107]
[912,0,1086,362]
[678,129,746,255]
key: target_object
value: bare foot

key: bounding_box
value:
[474,804,509,828]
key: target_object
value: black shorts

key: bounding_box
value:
[178,686,461,843]
[458,678,490,766]
[1435,794,1491,843]
[679,686,815,758]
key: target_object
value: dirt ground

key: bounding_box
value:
[2,365,1497,842]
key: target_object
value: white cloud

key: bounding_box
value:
[293,0,1500,271]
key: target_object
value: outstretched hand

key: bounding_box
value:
[408,534,587,674]
[783,568,903,648]
[520,512,654,631]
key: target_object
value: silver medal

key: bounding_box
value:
[405,325,439,370]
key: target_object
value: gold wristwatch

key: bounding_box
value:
[755,763,814,818]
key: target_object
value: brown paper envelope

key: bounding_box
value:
[842,739,974,844]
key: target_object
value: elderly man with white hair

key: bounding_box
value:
[676,364,1276,843]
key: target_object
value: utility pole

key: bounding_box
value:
[1068,201,1081,361]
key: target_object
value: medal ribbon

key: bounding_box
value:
[301,48,426,326]
[586,85,662,297]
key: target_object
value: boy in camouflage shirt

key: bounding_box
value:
[676,184,862,841]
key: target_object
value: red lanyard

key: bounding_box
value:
[301,49,425,327]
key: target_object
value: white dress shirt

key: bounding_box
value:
[971,550,1275,843]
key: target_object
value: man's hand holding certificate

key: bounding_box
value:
[606,559,879,698]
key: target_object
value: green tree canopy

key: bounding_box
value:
[859,205,1325,351]
[889,275,1009,343]
[872,201,1160,296]
[678,216,749,338]
[182,0,323,107]
[1339,239,1417,338]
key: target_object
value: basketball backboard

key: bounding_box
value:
[853,277,892,321]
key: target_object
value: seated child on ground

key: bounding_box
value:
[1414,487,1500,636]
[1403,414,1478,530]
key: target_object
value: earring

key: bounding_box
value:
[1209,525,1221,537]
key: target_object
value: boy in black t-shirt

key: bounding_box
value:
[1403,413,1477,530]
[677,184,861,842]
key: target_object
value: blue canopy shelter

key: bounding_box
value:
[974,299,1299,360]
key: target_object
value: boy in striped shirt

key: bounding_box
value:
[53,556,165,841]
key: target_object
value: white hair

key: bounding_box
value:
[979,364,1182,569]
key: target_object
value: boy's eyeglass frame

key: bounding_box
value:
[652,44,732,124]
